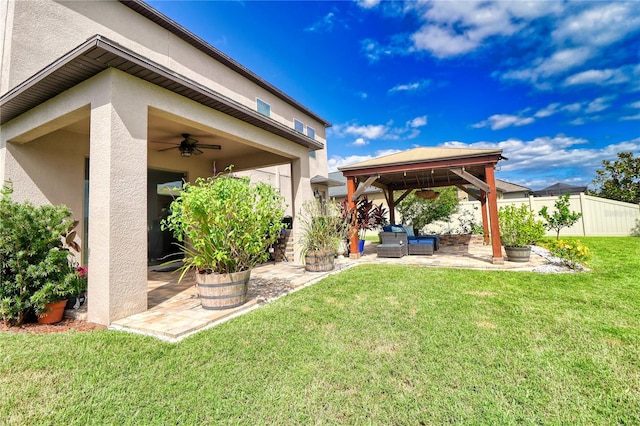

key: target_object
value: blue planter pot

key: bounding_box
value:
[358,239,365,253]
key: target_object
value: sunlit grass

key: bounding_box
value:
[1,237,638,424]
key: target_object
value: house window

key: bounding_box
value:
[256,98,270,117]
[307,126,315,140]
[309,149,316,159]
[294,119,304,133]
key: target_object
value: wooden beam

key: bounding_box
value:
[449,167,491,193]
[455,184,480,200]
[347,176,360,259]
[395,189,413,204]
[484,165,503,264]
[351,175,378,201]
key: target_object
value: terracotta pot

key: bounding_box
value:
[37,299,68,324]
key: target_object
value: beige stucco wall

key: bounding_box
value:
[2,0,327,146]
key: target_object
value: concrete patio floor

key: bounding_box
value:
[89,240,550,342]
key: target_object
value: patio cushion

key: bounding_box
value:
[383,224,405,233]
[408,239,433,245]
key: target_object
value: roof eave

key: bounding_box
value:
[119,0,331,127]
[0,35,324,151]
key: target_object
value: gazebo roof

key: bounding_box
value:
[338,147,504,171]
[338,147,505,192]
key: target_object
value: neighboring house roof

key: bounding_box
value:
[328,171,383,198]
[338,147,505,171]
[534,182,587,196]
[0,35,322,150]
[310,175,343,187]
[494,179,531,194]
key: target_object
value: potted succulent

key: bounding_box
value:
[299,199,349,272]
[162,168,285,310]
[498,204,546,262]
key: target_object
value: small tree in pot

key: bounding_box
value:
[162,168,285,309]
[498,204,546,262]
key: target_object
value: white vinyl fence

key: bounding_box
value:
[424,193,640,237]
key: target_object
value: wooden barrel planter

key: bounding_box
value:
[505,246,531,263]
[304,251,335,272]
[196,270,251,310]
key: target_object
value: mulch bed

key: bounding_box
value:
[0,318,106,334]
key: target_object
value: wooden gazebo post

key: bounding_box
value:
[484,164,503,264]
[346,176,360,258]
[479,190,490,245]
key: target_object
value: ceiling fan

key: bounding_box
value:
[157,133,221,157]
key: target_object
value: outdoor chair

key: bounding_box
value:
[377,231,408,258]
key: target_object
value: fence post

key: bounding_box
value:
[579,192,587,236]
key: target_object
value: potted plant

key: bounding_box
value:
[299,199,349,272]
[346,196,388,253]
[0,184,83,326]
[162,168,285,310]
[498,204,546,262]
[30,262,88,324]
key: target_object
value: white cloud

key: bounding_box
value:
[502,47,594,86]
[351,137,369,146]
[305,12,337,33]
[585,96,615,114]
[630,101,640,109]
[409,115,427,127]
[388,79,431,93]
[331,118,427,141]
[473,114,534,130]
[552,2,640,47]
[534,103,561,118]
[356,0,380,10]
[328,149,402,172]
[621,114,640,121]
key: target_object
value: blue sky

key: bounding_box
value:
[148,0,640,190]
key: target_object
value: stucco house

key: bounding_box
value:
[0,0,331,325]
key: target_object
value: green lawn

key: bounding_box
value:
[1,237,639,424]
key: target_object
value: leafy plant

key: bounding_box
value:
[543,239,592,269]
[0,184,80,325]
[498,204,545,247]
[162,168,286,279]
[539,194,582,240]
[298,199,349,257]
[397,187,459,232]
[355,196,387,240]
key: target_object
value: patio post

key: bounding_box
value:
[87,70,149,325]
[484,164,503,264]
[479,190,490,244]
[347,176,360,259]
[387,190,396,224]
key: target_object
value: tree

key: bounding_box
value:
[539,194,582,240]
[397,187,459,231]
[590,152,640,204]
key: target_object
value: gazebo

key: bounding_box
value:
[338,147,507,264]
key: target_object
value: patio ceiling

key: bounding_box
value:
[338,147,506,193]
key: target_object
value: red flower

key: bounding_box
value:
[77,266,88,278]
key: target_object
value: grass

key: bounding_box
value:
[1,237,639,424]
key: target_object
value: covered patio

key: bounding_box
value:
[338,147,508,264]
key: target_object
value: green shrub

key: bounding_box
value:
[544,239,592,269]
[0,185,79,325]
[162,169,286,278]
[631,218,640,237]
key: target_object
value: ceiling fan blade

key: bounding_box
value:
[157,146,178,152]
[150,140,177,145]
[193,147,204,155]
[197,144,222,150]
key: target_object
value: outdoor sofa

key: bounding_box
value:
[377,225,438,257]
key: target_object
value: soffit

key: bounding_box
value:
[0,35,323,151]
